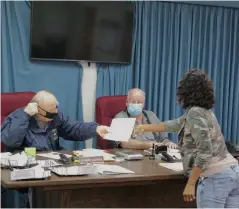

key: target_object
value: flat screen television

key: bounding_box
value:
[30,1,134,64]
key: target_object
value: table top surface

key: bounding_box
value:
[1,149,185,189]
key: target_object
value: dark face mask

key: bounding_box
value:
[38,106,58,119]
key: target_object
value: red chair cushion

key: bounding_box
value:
[1,91,35,152]
[96,95,127,149]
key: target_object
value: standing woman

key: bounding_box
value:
[135,69,239,208]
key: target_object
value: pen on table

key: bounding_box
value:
[173,155,179,160]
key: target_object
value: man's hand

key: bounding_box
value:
[24,102,38,116]
[183,183,196,202]
[96,125,111,138]
[164,141,178,149]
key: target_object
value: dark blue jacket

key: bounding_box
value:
[1,108,98,151]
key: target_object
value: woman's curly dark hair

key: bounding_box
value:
[177,69,215,109]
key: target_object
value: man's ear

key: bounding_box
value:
[142,102,145,109]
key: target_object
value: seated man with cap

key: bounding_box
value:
[113,88,177,150]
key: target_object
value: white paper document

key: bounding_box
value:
[159,162,183,172]
[97,164,135,175]
[104,118,136,142]
[36,152,71,160]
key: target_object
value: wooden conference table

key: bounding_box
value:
[1,150,196,208]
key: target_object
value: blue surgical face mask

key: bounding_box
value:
[127,103,143,117]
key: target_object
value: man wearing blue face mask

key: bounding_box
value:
[113,88,177,150]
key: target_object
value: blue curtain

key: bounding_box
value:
[1,1,86,150]
[96,64,133,96]
[96,1,239,145]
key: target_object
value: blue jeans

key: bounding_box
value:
[197,165,239,208]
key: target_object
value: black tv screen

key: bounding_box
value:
[30,1,134,63]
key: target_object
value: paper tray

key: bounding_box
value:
[10,169,51,181]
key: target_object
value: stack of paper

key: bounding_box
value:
[96,164,135,175]
[103,118,136,142]
[159,162,183,172]
[10,165,51,180]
